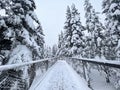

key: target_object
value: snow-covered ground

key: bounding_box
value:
[90,69,116,90]
[30,60,91,90]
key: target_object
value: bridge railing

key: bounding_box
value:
[64,57,120,89]
[0,57,58,71]
[0,57,58,90]
[70,57,120,68]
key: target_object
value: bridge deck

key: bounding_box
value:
[30,60,91,90]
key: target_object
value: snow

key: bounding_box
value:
[116,40,120,50]
[25,0,32,7]
[10,81,18,90]
[14,15,21,25]
[0,18,5,26]
[90,69,115,90]
[21,28,41,56]
[6,45,32,80]
[25,14,35,30]
[30,68,45,88]
[29,11,39,24]
[0,9,7,16]
[97,37,101,46]
[8,45,32,64]
[109,3,117,11]
[4,28,13,39]
[30,60,91,90]
[7,15,21,25]
[114,9,120,15]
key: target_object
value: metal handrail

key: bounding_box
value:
[68,57,120,68]
[0,57,58,71]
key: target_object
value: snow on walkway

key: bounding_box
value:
[30,60,91,90]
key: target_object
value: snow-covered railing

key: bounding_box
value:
[66,57,120,89]
[69,57,120,68]
[0,57,58,90]
[0,57,58,71]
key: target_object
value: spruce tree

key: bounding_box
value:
[92,9,105,58]
[103,0,120,59]
[57,6,71,56]
[43,45,52,58]
[57,31,65,57]
[70,4,85,56]
[102,0,120,87]
[0,0,44,89]
[64,6,72,52]
[84,0,94,33]
[58,4,85,57]
[84,0,95,58]
[84,0,105,58]
[52,44,58,57]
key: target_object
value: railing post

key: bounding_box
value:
[45,60,49,71]
[82,61,86,80]
[82,61,91,88]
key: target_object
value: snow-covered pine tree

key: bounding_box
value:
[102,0,120,88]
[43,45,52,58]
[33,24,44,71]
[56,6,72,57]
[63,6,72,56]
[84,0,95,58]
[70,4,85,56]
[92,9,105,58]
[57,31,66,57]
[0,0,44,89]
[58,31,64,49]
[84,0,94,33]
[0,16,9,65]
[84,0,105,58]
[52,44,58,57]
[103,0,120,60]
[0,0,12,65]
[34,24,45,59]
[59,4,84,57]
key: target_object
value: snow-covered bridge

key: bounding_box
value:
[30,60,91,90]
[0,57,119,90]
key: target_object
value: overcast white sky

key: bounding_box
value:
[35,0,104,47]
